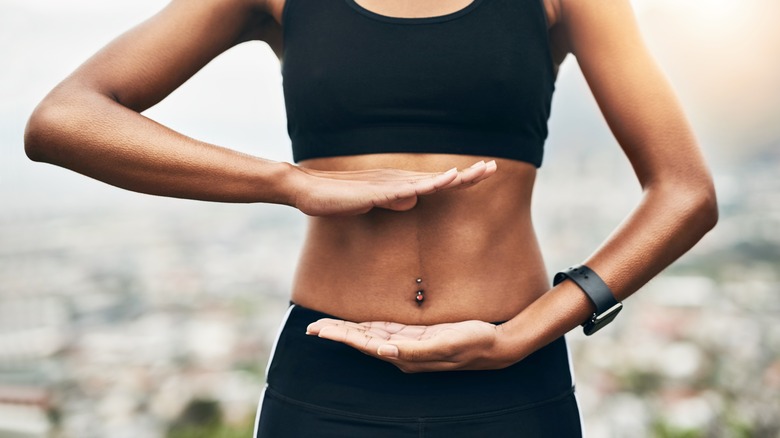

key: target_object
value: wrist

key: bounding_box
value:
[493,322,533,366]
[495,281,596,363]
[274,161,305,208]
[553,265,622,336]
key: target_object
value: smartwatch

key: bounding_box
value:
[553,265,622,336]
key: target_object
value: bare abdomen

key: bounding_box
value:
[290,154,549,324]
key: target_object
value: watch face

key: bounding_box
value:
[595,303,623,322]
[583,303,623,336]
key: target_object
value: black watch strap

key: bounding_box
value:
[553,265,622,335]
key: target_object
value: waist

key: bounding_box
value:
[266,304,575,418]
[291,250,549,324]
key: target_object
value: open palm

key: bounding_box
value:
[289,160,497,216]
[307,317,513,373]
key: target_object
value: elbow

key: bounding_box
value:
[26,86,116,164]
[668,177,719,236]
[24,96,77,164]
[647,174,719,238]
[693,181,719,233]
[24,100,60,163]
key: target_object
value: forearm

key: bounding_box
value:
[24,89,294,204]
[500,181,718,361]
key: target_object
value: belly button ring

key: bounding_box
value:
[415,278,424,305]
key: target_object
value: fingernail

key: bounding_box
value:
[445,168,458,175]
[470,161,486,168]
[377,344,399,358]
[305,324,315,335]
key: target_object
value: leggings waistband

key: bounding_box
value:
[265,304,575,418]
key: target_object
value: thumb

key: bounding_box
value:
[377,339,445,362]
[377,344,400,358]
[382,196,418,211]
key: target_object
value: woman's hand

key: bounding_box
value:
[305,316,518,372]
[288,160,497,216]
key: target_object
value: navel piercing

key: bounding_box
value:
[415,278,424,305]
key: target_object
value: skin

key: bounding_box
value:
[24,0,718,374]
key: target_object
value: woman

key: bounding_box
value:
[24,0,718,436]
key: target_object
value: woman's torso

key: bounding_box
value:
[268,0,560,324]
[292,155,549,325]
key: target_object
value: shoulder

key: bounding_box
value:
[550,0,645,57]
[192,0,281,32]
[542,0,569,68]
[203,0,283,51]
[542,0,562,28]
[262,0,287,24]
[162,0,279,34]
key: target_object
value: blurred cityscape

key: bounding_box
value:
[1,145,778,437]
[2,0,779,436]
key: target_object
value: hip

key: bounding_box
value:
[255,304,583,437]
[264,304,577,418]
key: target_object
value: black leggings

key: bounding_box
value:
[254,305,583,437]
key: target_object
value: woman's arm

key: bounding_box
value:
[496,0,718,361]
[307,0,718,371]
[24,0,493,214]
[24,0,288,202]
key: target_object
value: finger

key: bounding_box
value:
[428,167,460,190]
[316,325,388,354]
[359,321,415,334]
[350,321,423,340]
[371,166,476,187]
[395,360,463,373]
[470,160,497,183]
[440,160,497,191]
[304,168,444,182]
[438,161,486,190]
[376,337,460,363]
[383,196,418,211]
[320,320,421,341]
[306,318,365,335]
[373,168,458,207]
[458,161,489,184]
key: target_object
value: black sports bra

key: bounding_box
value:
[281,0,556,167]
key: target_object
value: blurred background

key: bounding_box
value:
[1,0,778,437]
